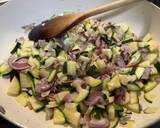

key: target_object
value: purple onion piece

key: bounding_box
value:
[89,118,110,128]
[121,45,131,63]
[68,52,77,61]
[45,51,55,57]
[85,91,103,106]
[35,78,52,93]
[40,85,52,92]
[95,37,101,48]
[141,67,152,80]
[112,87,127,105]
[99,65,119,76]
[8,56,30,70]
[81,79,87,89]
[98,97,109,106]
[35,40,47,48]
[115,54,126,68]
[63,93,72,103]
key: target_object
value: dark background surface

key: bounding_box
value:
[0,0,160,128]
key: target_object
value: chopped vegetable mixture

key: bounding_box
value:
[1,19,160,128]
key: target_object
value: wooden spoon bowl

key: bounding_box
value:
[29,0,142,41]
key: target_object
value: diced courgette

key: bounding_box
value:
[120,24,129,33]
[39,68,50,78]
[79,55,90,62]
[29,67,40,78]
[0,63,12,76]
[46,101,58,108]
[16,92,29,107]
[7,76,20,96]
[74,89,89,103]
[147,40,158,52]
[122,120,135,128]
[126,103,140,113]
[63,61,77,76]
[143,33,152,42]
[54,91,69,104]
[139,61,150,67]
[120,68,133,74]
[57,72,68,82]
[109,116,119,128]
[119,75,136,85]
[31,47,39,57]
[9,42,21,54]
[144,93,156,103]
[102,48,112,59]
[85,76,102,87]
[107,75,121,91]
[123,32,134,43]
[144,53,157,64]
[63,103,81,127]
[126,84,140,91]
[96,59,106,69]
[28,57,40,68]
[126,42,138,53]
[107,104,115,120]
[135,67,145,79]
[143,107,158,114]
[45,57,56,67]
[48,69,57,82]
[29,96,44,112]
[86,65,98,77]
[129,91,139,104]
[20,72,34,88]
[128,51,141,66]
[53,108,65,124]
[143,81,157,92]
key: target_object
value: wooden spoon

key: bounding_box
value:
[28,0,141,41]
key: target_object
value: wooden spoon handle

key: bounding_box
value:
[83,0,142,18]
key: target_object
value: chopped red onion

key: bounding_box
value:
[85,91,103,106]
[95,37,101,48]
[141,67,152,80]
[115,54,126,67]
[89,118,110,128]
[35,40,47,48]
[121,45,131,63]
[112,87,127,105]
[63,93,72,103]
[8,56,30,70]
[36,78,52,93]
[99,64,119,76]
